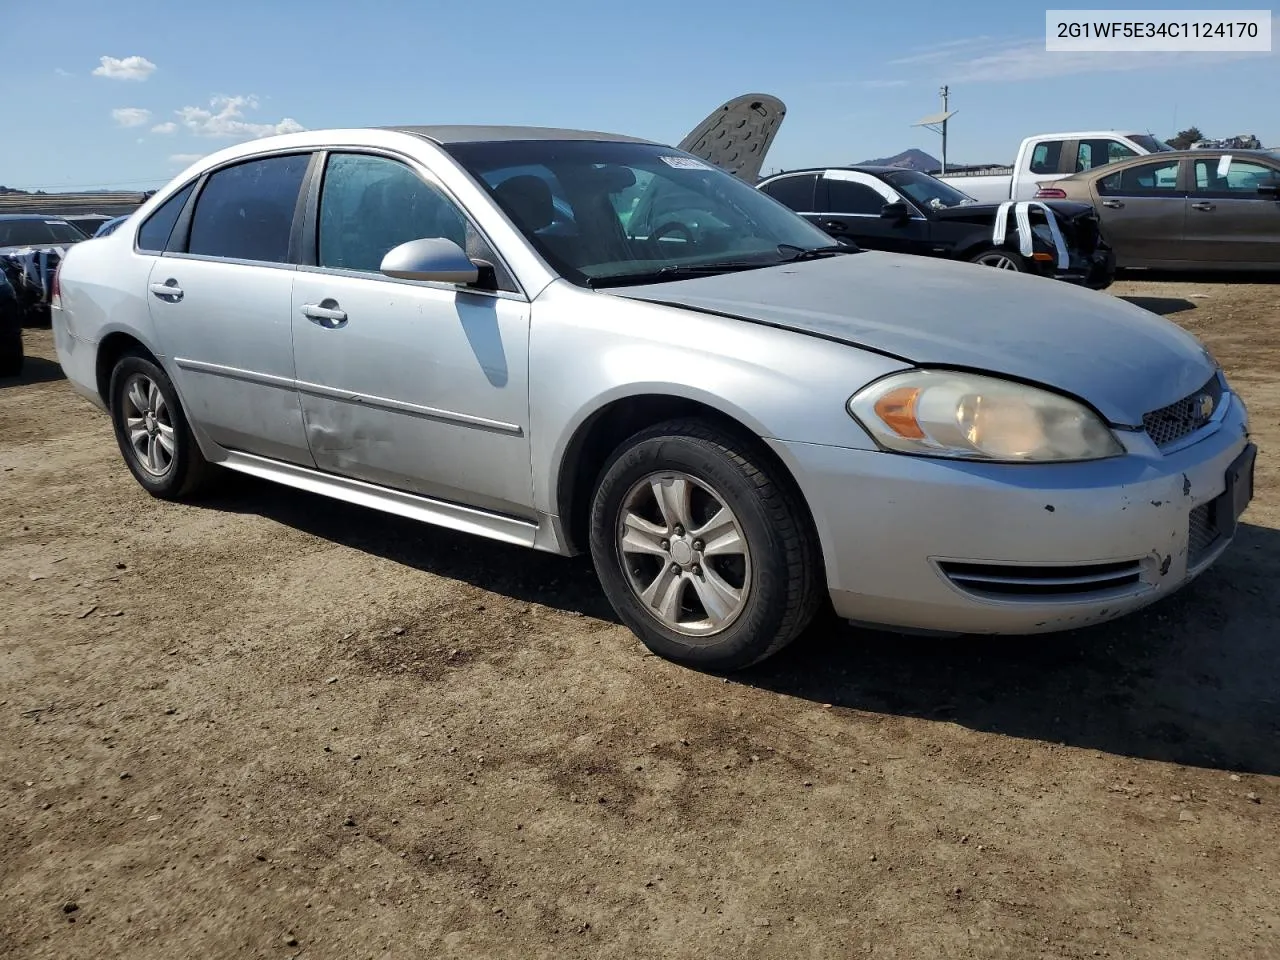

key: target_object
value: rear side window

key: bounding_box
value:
[759,174,817,211]
[187,154,310,263]
[1098,160,1181,195]
[137,183,195,252]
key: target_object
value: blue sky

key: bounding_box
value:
[4,0,1276,191]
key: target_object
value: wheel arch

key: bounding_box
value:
[95,329,160,408]
[553,390,822,564]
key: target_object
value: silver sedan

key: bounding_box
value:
[51,125,1255,671]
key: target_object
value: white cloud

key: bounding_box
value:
[112,107,152,128]
[891,36,1264,83]
[151,121,178,134]
[55,67,74,78]
[170,153,205,164]
[92,55,157,81]
[168,95,304,139]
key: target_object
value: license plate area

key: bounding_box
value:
[1188,443,1256,566]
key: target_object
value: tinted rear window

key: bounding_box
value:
[187,154,310,263]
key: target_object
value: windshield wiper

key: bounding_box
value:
[774,243,860,262]
[588,260,775,288]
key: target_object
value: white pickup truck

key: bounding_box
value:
[936,131,1174,202]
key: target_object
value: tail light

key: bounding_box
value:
[1034,187,1068,199]
[50,258,63,310]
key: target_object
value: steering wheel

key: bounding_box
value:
[648,220,695,244]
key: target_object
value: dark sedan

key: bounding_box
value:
[757,166,1115,288]
[1038,149,1280,271]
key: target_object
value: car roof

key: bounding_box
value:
[759,165,915,179]
[383,124,656,145]
[0,213,73,222]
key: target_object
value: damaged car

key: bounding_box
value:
[52,119,1252,671]
[757,166,1115,288]
[0,214,86,327]
[0,265,22,377]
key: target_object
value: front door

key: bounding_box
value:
[290,151,534,518]
[1090,157,1186,266]
[1183,154,1280,264]
[814,171,928,253]
[146,152,314,465]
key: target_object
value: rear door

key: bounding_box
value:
[145,152,315,465]
[1090,157,1186,266]
[814,170,927,253]
[1182,154,1280,264]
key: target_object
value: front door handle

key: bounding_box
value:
[149,279,183,301]
[822,219,848,231]
[1101,199,1124,209]
[301,300,348,328]
[1190,201,1216,212]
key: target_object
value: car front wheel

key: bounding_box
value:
[588,418,823,671]
[969,248,1026,271]
[108,353,215,499]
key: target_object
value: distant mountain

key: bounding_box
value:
[856,148,940,170]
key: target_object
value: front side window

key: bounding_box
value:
[1193,158,1280,194]
[137,182,195,252]
[316,153,514,290]
[825,179,888,215]
[187,154,310,263]
[1075,138,1138,172]
[1098,161,1182,195]
[444,140,836,286]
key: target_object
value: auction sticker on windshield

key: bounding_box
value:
[660,156,713,170]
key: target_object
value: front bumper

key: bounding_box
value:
[1034,247,1116,290]
[771,393,1252,635]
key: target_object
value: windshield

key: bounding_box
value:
[1130,134,1174,153]
[0,219,85,247]
[443,139,839,286]
[880,170,977,210]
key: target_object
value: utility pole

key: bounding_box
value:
[912,88,955,175]
[939,85,949,174]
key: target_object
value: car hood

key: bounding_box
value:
[606,251,1216,426]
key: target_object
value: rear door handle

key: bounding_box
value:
[149,280,183,301]
[1100,199,1124,209]
[301,300,347,327]
[1190,201,1215,211]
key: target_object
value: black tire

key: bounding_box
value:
[588,418,823,671]
[967,247,1027,272]
[108,352,216,499]
[0,333,21,378]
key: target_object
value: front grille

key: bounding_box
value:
[1143,376,1223,448]
[938,559,1144,601]
[1187,502,1222,568]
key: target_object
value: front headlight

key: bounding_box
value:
[848,370,1124,462]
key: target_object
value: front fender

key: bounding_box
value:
[527,280,909,517]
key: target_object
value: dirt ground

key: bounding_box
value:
[2,277,1278,960]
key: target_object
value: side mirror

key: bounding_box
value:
[880,201,911,220]
[1258,183,1279,199]
[380,237,480,285]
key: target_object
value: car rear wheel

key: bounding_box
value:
[108,353,216,499]
[588,418,823,671]
[969,248,1026,271]
[0,333,21,377]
